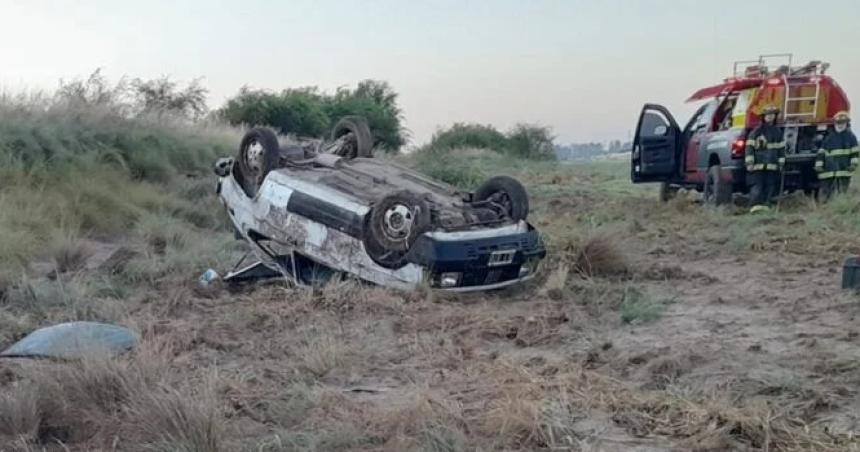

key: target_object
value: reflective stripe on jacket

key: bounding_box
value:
[816,128,859,179]
[745,124,786,172]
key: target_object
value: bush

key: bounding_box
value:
[426,123,510,152]
[423,122,556,160]
[507,123,555,160]
[219,80,407,152]
[0,75,238,281]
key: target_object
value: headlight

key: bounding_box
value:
[439,272,461,288]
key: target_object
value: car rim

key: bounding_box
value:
[489,191,513,216]
[382,204,414,242]
[246,141,264,178]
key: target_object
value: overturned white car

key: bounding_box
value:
[214,117,545,291]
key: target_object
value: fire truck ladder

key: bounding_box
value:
[782,74,821,153]
[783,75,820,121]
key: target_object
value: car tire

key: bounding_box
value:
[474,176,529,221]
[331,116,373,158]
[238,128,280,197]
[363,191,431,269]
[659,182,678,203]
[703,165,731,206]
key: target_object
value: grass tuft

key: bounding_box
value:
[574,232,627,277]
[620,289,665,324]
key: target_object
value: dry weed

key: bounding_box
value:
[296,332,351,378]
[48,230,92,274]
[575,233,627,277]
[0,382,41,443]
[127,376,226,452]
[370,389,467,451]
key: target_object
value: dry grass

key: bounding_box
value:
[126,378,225,452]
[47,230,92,274]
[0,382,41,444]
[574,232,628,277]
[296,332,352,378]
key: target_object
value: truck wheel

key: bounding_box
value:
[238,128,280,197]
[363,191,431,269]
[703,165,731,206]
[475,176,529,221]
[659,182,678,202]
[331,116,373,158]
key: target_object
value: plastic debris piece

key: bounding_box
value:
[199,268,220,287]
[0,321,138,359]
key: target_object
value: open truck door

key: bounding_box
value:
[631,104,681,183]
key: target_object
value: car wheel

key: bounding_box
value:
[364,191,431,269]
[702,165,731,206]
[474,176,529,221]
[238,128,280,197]
[331,116,373,158]
[659,182,678,202]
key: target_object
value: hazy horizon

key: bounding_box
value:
[2,0,858,147]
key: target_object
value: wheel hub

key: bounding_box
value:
[246,141,264,174]
[383,204,413,240]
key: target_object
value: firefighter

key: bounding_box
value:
[816,111,859,200]
[745,105,786,213]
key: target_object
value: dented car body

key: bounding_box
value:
[215,118,545,291]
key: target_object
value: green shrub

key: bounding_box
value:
[219,80,407,152]
[506,123,556,160]
[423,122,556,161]
[0,78,238,281]
[426,123,510,153]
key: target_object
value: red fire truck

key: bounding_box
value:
[631,54,851,204]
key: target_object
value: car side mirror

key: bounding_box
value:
[653,125,668,136]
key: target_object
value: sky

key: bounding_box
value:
[1,0,858,147]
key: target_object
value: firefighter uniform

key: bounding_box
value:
[816,112,859,200]
[745,107,786,212]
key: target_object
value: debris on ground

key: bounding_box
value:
[0,321,138,359]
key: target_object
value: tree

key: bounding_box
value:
[506,124,556,160]
[132,77,208,120]
[219,80,408,152]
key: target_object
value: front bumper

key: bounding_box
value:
[406,224,546,290]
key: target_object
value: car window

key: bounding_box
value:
[730,88,757,128]
[683,104,709,135]
[641,110,670,138]
[693,101,718,133]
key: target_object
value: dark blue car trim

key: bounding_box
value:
[287,191,365,238]
[406,228,546,287]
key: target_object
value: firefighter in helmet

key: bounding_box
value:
[816,111,859,200]
[745,105,786,213]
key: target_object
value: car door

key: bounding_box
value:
[631,104,681,183]
[683,101,718,180]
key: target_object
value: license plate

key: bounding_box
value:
[488,250,516,266]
